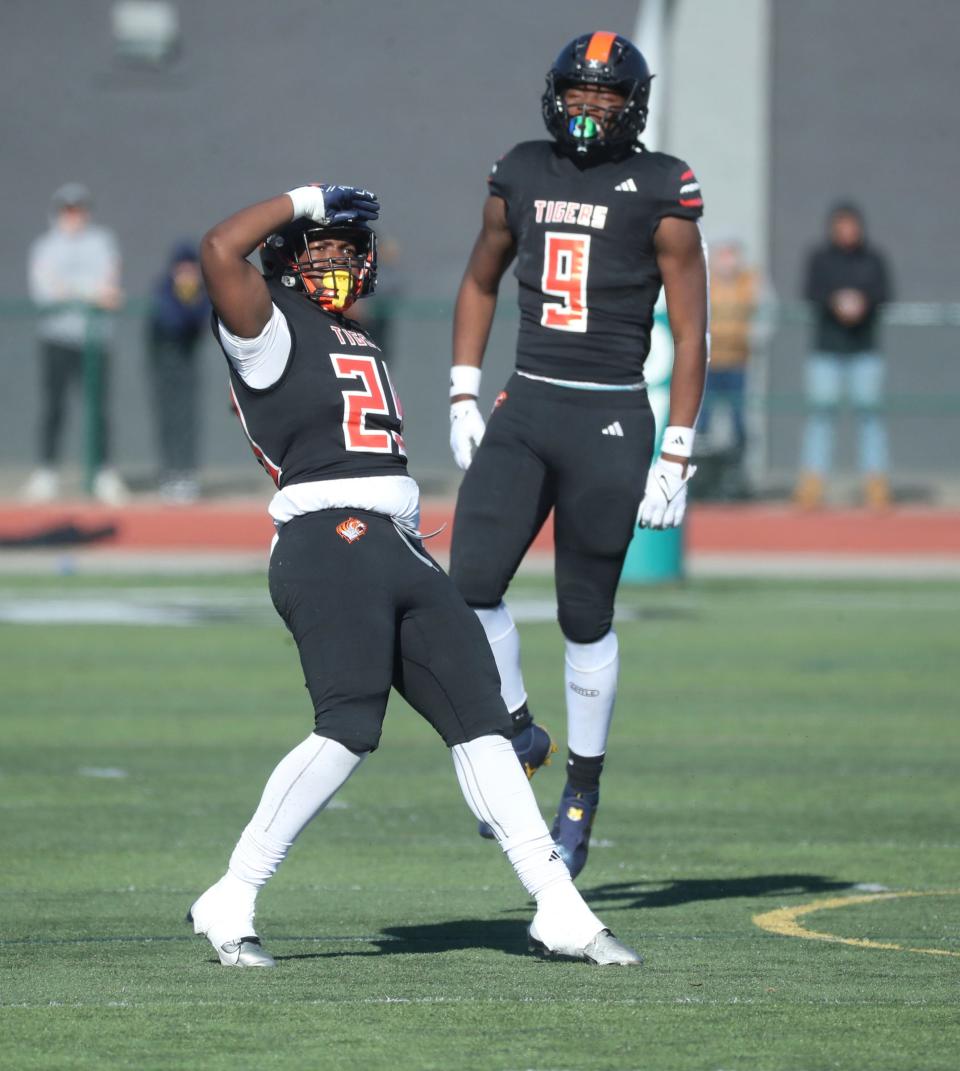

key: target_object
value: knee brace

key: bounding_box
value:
[313,707,383,755]
[557,594,614,645]
[449,556,510,610]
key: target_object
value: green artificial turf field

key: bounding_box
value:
[1,573,958,1071]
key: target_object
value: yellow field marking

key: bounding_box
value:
[753,890,960,958]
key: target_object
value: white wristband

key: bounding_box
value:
[450,364,482,399]
[286,186,323,221]
[661,425,695,458]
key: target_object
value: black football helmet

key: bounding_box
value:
[542,32,653,155]
[260,218,377,313]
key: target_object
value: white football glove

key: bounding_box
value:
[636,458,697,529]
[286,185,380,224]
[449,399,486,470]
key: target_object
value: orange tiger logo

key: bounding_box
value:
[336,516,368,544]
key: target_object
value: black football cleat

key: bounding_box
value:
[550,783,599,878]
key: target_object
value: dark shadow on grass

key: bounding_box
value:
[272,875,857,961]
[274,919,529,962]
[581,873,856,910]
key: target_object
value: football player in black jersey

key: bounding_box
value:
[448,32,708,878]
[187,183,641,967]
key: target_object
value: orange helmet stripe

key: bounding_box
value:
[584,31,617,63]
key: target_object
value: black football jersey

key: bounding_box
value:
[215,280,407,488]
[489,140,704,384]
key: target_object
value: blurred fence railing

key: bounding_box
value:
[1,298,957,498]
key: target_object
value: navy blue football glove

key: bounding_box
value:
[319,185,380,224]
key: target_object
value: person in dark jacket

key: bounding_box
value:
[147,241,210,501]
[794,204,893,509]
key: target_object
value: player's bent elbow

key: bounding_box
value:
[200,229,230,265]
[199,230,246,291]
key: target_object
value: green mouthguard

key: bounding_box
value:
[569,115,599,139]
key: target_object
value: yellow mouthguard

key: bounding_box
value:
[322,270,353,308]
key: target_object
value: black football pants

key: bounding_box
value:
[449,373,656,643]
[269,508,511,753]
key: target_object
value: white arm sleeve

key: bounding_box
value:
[217,304,292,390]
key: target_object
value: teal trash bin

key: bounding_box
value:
[621,524,685,583]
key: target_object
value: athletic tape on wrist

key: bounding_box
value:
[662,425,695,458]
[285,187,318,220]
[450,365,482,398]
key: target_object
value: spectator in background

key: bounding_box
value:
[700,239,758,496]
[24,183,127,504]
[147,241,210,502]
[794,203,893,510]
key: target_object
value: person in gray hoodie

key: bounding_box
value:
[24,183,127,504]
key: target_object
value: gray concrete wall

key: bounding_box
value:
[0,0,639,488]
[3,0,956,489]
[765,0,960,478]
[666,0,770,268]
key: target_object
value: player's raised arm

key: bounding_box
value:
[200,186,380,338]
[637,216,708,529]
[449,194,516,469]
[200,194,297,339]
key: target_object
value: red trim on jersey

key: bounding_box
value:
[680,169,695,181]
[679,197,704,207]
[229,382,282,487]
[585,31,617,63]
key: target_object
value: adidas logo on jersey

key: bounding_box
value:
[614,178,638,192]
[602,421,624,437]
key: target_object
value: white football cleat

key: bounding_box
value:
[528,918,642,966]
[93,468,129,506]
[187,883,276,968]
[23,467,59,503]
[210,936,276,968]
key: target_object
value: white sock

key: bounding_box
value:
[474,602,527,713]
[565,631,619,758]
[451,735,604,947]
[214,735,366,920]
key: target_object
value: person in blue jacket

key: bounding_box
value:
[147,241,210,501]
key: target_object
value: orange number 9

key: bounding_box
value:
[541,232,591,334]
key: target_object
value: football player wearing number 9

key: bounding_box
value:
[187,184,641,967]
[449,32,708,878]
